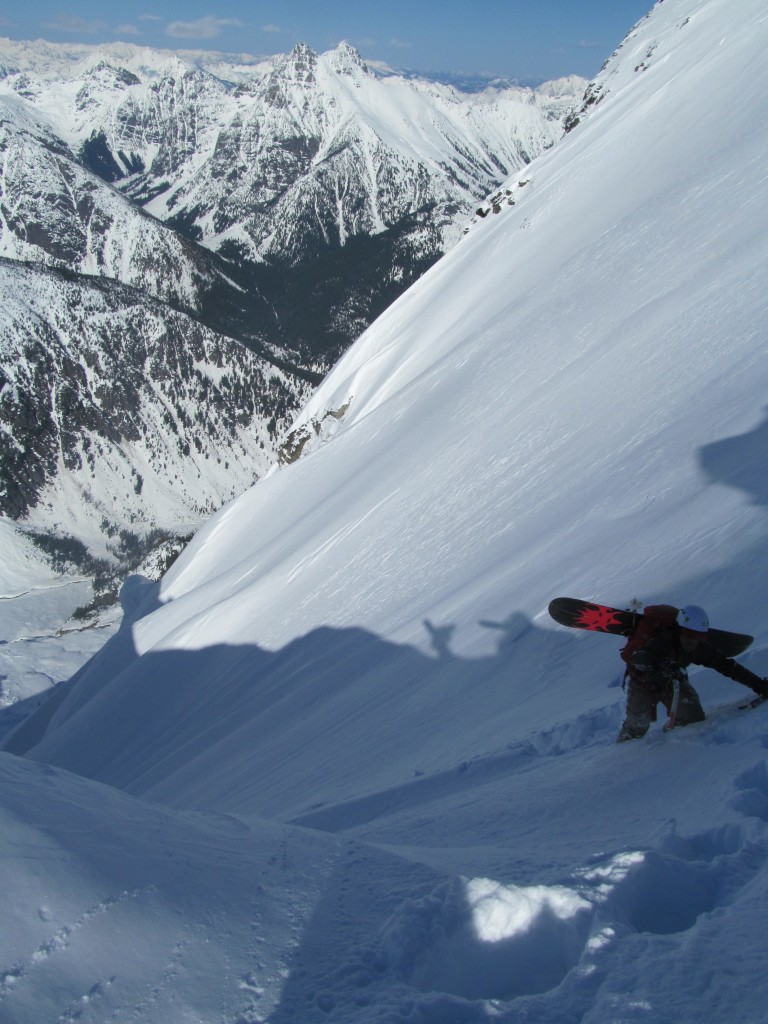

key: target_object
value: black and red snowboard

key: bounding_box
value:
[548,597,753,658]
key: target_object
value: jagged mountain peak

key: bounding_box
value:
[152,54,213,84]
[273,41,319,82]
[325,40,370,77]
[75,60,142,115]
[78,55,141,85]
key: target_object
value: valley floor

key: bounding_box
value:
[0,578,120,729]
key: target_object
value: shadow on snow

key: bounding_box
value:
[699,408,768,506]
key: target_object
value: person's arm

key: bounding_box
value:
[691,642,767,695]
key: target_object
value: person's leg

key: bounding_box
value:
[673,677,706,726]
[617,681,656,742]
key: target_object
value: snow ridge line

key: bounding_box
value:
[290,693,768,835]
[290,703,620,832]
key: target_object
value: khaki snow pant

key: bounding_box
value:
[617,673,705,742]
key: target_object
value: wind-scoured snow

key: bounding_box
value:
[2,1,768,1021]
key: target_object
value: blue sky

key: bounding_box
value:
[0,2,655,81]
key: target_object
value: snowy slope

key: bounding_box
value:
[3,0,768,1021]
[0,750,453,1024]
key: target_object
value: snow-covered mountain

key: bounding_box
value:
[0,258,309,528]
[0,36,583,363]
[4,0,768,1019]
[132,42,577,261]
[0,72,309,582]
[0,91,288,341]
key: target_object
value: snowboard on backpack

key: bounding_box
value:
[548,597,753,658]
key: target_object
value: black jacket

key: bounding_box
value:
[682,637,764,693]
[629,630,765,695]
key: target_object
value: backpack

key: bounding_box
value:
[620,604,680,680]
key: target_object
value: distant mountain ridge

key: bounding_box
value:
[0,36,584,363]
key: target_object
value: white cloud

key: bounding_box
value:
[139,13,163,21]
[390,37,413,49]
[41,13,107,35]
[116,24,141,37]
[262,24,283,34]
[165,15,243,40]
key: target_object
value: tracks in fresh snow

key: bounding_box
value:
[0,889,146,1010]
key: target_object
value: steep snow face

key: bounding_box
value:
[4,2,768,1021]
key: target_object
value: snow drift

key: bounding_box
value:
[2,0,768,1021]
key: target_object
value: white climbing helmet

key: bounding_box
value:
[677,605,710,633]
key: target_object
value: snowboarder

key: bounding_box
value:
[617,604,767,742]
